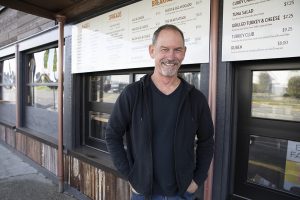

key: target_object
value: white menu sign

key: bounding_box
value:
[286,141,300,162]
[222,0,300,61]
[72,0,210,73]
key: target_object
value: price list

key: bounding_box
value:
[222,0,300,61]
[72,0,210,74]
[72,8,130,72]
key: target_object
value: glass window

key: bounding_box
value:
[134,72,201,90]
[26,48,59,111]
[89,111,110,141]
[135,73,146,82]
[84,67,201,151]
[0,58,16,103]
[89,75,130,103]
[252,70,300,122]
[248,135,300,197]
[27,86,58,110]
[179,71,201,90]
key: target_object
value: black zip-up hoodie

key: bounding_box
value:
[105,74,214,196]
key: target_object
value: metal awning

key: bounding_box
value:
[0,0,139,23]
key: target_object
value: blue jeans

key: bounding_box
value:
[131,191,194,200]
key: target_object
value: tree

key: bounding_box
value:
[43,49,49,69]
[53,48,57,73]
[287,76,300,98]
[252,83,259,93]
[258,72,272,93]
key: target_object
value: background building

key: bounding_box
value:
[0,0,299,200]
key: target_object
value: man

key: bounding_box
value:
[106,24,214,200]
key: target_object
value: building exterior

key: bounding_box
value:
[0,1,299,200]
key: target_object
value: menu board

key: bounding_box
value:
[284,141,300,192]
[72,0,210,73]
[222,0,300,61]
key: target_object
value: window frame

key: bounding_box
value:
[18,42,61,138]
[0,55,16,103]
[82,64,201,152]
[23,43,59,111]
[234,58,300,200]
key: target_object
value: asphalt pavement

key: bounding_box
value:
[0,142,82,200]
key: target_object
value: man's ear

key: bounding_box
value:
[149,44,155,59]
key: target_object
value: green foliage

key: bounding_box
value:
[43,50,49,69]
[256,72,272,93]
[252,83,258,93]
[53,49,57,72]
[287,76,300,98]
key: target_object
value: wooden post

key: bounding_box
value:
[204,0,219,199]
[15,44,20,128]
[56,14,66,193]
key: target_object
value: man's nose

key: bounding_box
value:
[166,50,176,59]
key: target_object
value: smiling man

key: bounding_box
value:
[149,25,186,95]
[106,24,214,200]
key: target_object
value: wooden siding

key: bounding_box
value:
[0,8,55,47]
[64,155,131,200]
[42,143,58,175]
[15,132,26,154]
[0,125,6,141]
[0,124,131,200]
[26,136,42,165]
[5,126,15,148]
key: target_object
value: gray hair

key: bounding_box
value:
[152,24,185,45]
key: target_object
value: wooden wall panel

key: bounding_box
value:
[80,162,94,199]
[65,155,81,190]
[64,154,131,200]
[116,177,131,200]
[15,132,26,154]
[0,126,131,200]
[104,172,117,200]
[97,169,106,200]
[0,125,5,142]
[41,144,58,175]
[5,127,15,147]
[64,155,70,186]
[26,136,42,165]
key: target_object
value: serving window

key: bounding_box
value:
[251,70,300,122]
[0,57,16,103]
[25,47,59,111]
[234,60,300,200]
[83,65,201,152]
[247,135,300,197]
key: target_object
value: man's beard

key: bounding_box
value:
[160,59,180,77]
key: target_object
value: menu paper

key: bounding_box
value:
[222,0,300,61]
[72,0,210,73]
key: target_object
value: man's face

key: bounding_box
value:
[149,29,186,77]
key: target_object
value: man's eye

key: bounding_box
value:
[161,48,168,52]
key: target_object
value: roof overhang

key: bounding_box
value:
[0,0,140,23]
